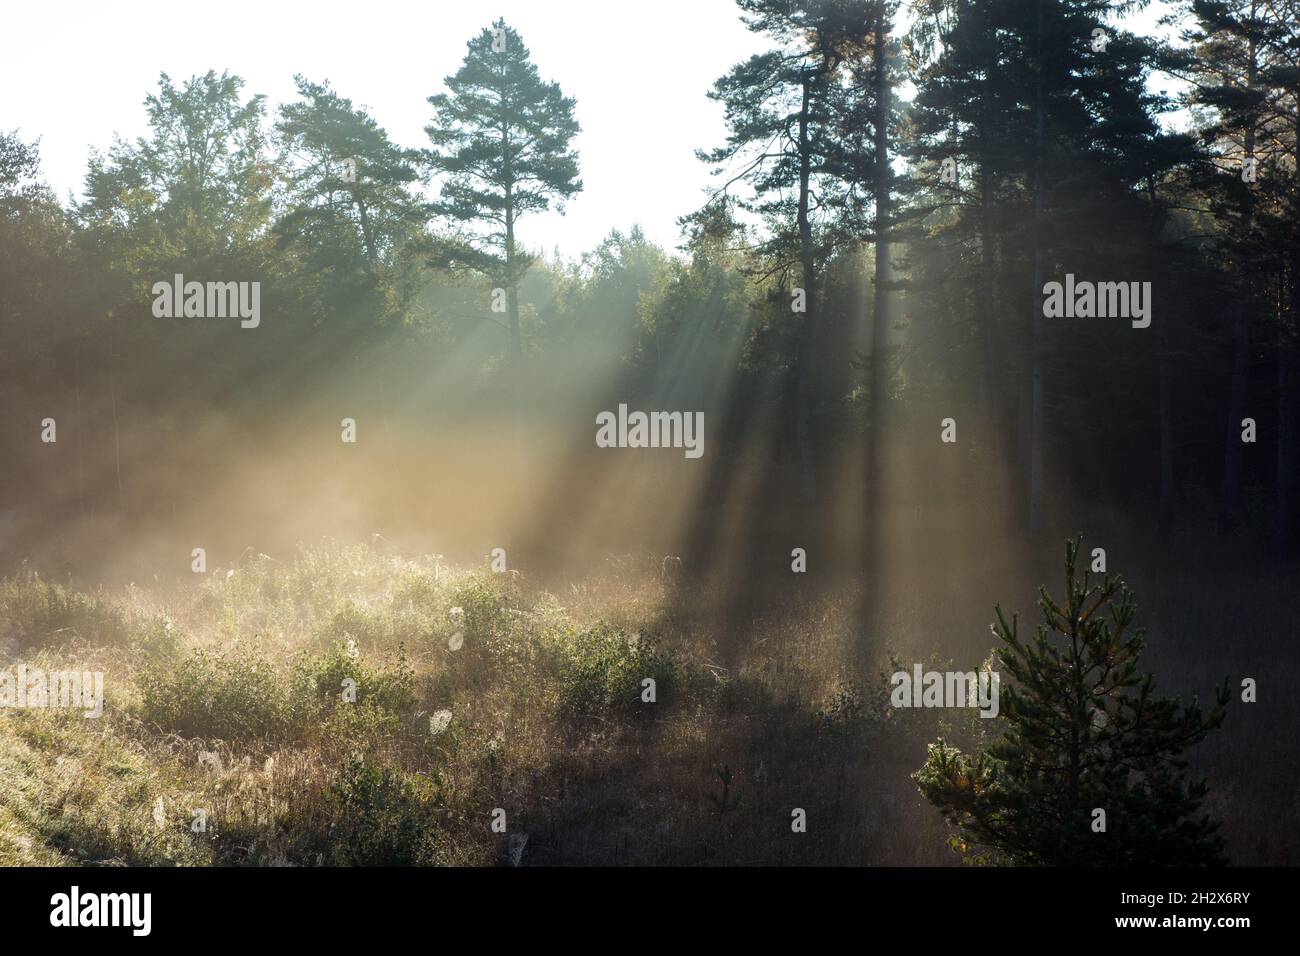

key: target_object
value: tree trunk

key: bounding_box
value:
[355,197,379,282]
[74,349,86,521]
[795,75,818,504]
[1278,99,1300,554]
[504,189,522,367]
[1221,305,1249,531]
[867,12,892,515]
[506,282,521,365]
[1223,11,1258,533]
[978,135,1012,527]
[1025,0,1046,534]
[110,366,124,514]
[1157,306,1175,537]
[1277,317,1297,554]
[502,96,521,369]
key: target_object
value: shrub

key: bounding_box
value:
[451,577,515,642]
[557,624,678,718]
[126,614,184,662]
[0,566,128,652]
[325,759,436,865]
[136,647,293,742]
[293,642,418,715]
[318,600,388,650]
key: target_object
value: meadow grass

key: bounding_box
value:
[0,542,1291,866]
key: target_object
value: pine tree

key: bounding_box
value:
[700,0,882,505]
[275,76,425,304]
[905,0,1201,534]
[424,19,581,367]
[914,538,1230,865]
[1176,0,1300,549]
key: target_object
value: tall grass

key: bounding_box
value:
[0,541,1291,866]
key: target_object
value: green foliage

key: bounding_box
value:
[556,624,678,718]
[706,763,742,818]
[319,599,388,649]
[451,577,516,642]
[294,642,417,715]
[274,75,426,326]
[136,647,293,742]
[914,538,1230,865]
[424,18,582,283]
[0,566,129,652]
[0,539,1291,866]
[700,0,887,260]
[424,17,581,369]
[136,640,417,744]
[125,613,185,662]
[325,759,435,865]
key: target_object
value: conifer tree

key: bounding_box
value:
[275,76,425,305]
[424,19,581,367]
[699,0,882,504]
[1176,0,1300,549]
[914,538,1230,865]
[905,0,1200,534]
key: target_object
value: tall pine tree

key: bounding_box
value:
[275,77,426,327]
[906,0,1200,533]
[424,19,581,367]
[1177,0,1300,550]
[700,0,883,504]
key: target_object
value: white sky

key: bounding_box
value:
[4,0,769,256]
[4,0,1177,258]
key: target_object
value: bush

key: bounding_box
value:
[136,647,293,741]
[325,759,436,865]
[0,566,128,652]
[913,538,1230,866]
[318,600,388,650]
[557,624,678,718]
[293,642,418,715]
[137,640,420,747]
[451,577,516,642]
[126,614,184,662]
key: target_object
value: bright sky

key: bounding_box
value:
[4,0,770,257]
[4,0,1178,258]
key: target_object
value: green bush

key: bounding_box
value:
[318,600,388,650]
[325,759,436,865]
[136,647,292,741]
[136,641,419,746]
[557,624,678,718]
[126,614,184,662]
[293,642,418,715]
[451,577,515,642]
[0,567,128,652]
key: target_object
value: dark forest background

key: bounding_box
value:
[1,1,1298,585]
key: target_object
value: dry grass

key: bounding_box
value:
[0,541,1292,866]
